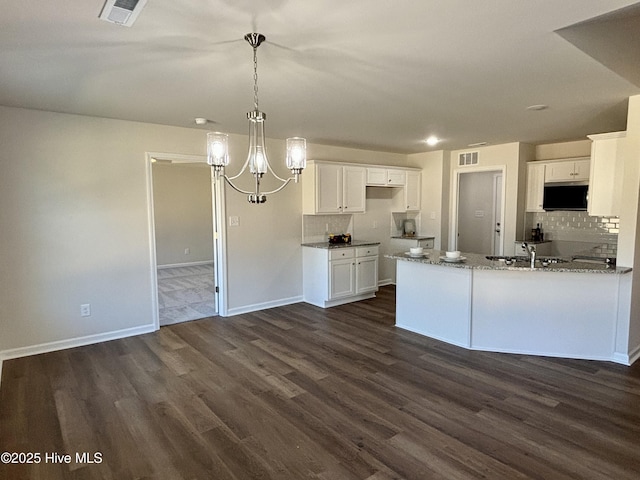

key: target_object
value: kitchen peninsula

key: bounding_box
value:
[387,250,633,365]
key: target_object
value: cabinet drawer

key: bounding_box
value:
[420,239,434,249]
[329,248,355,261]
[356,246,379,257]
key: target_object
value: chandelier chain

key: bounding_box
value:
[253,47,259,111]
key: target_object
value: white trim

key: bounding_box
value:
[0,324,156,363]
[396,324,632,365]
[225,296,303,316]
[158,260,214,269]
[395,324,470,349]
[622,343,640,366]
[213,170,228,316]
[146,153,161,330]
[146,151,222,324]
[378,278,394,287]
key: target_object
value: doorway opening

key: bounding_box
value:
[452,168,505,256]
[146,152,223,327]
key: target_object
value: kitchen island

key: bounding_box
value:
[387,250,634,365]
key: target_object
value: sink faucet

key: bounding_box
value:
[522,242,537,268]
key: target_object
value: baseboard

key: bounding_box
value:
[617,343,640,366]
[0,323,157,365]
[225,296,303,317]
[158,260,213,269]
[378,278,394,287]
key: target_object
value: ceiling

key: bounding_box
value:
[2,0,640,154]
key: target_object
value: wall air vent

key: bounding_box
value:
[99,0,148,27]
[458,151,479,166]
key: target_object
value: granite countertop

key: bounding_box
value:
[390,235,436,240]
[385,249,631,274]
[302,240,381,249]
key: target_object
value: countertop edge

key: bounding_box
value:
[302,241,381,249]
[386,251,632,275]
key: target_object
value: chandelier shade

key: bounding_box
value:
[206,33,306,204]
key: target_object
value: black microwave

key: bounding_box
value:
[543,184,588,211]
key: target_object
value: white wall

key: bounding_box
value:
[0,106,208,353]
[0,105,411,355]
[535,139,591,160]
[152,163,213,266]
[449,143,533,256]
[617,95,640,358]
[408,150,449,250]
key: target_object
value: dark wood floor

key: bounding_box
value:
[2,285,640,479]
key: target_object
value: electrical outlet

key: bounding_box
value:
[80,304,91,317]
[229,216,239,227]
[184,248,190,255]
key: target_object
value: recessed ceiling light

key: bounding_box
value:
[425,136,439,146]
[526,104,548,111]
[194,117,209,125]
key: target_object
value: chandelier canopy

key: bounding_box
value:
[207,33,306,204]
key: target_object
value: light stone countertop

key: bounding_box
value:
[302,240,381,249]
[386,249,631,274]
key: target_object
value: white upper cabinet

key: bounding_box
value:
[544,158,590,183]
[303,162,365,214]
[315,162,342,213]
[303,161,420,215]
[404,171,421,211]
[366,167,406,186]
[342,166,366,213]
[587,131,625,217]
[525,162,546,212]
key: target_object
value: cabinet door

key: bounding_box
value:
[572,159,590,181]
[316,163,343,213]
[387,169,406,186]
[545,161,575,182]
[342,166,366,213]
[329,258,356,299]
[366,167,387,186]
[526,163,546,212]
[355,256,378,294]
[588,135,623,216]
[405,171,421,211]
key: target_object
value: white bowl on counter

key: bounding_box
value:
[446,250,461,259]
[409,247,424,256]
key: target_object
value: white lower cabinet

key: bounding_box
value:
[303,245,379,308]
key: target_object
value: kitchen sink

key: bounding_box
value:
[486,255,528,262]
[486,255,568,267]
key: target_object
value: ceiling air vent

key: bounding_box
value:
[458,151,479,166]
[99,0,148,27]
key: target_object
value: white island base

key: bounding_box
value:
[396,260,633,365]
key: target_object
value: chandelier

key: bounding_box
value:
[206,33,307,204]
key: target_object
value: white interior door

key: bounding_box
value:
[456,170,503,255]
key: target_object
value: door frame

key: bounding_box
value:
[450,165,506,255]
[145,152,227,329]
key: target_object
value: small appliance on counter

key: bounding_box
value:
[402,219,416,237]
[328,233,351,244]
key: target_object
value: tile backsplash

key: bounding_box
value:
[303,215,353,243]
[527,211,619,244]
